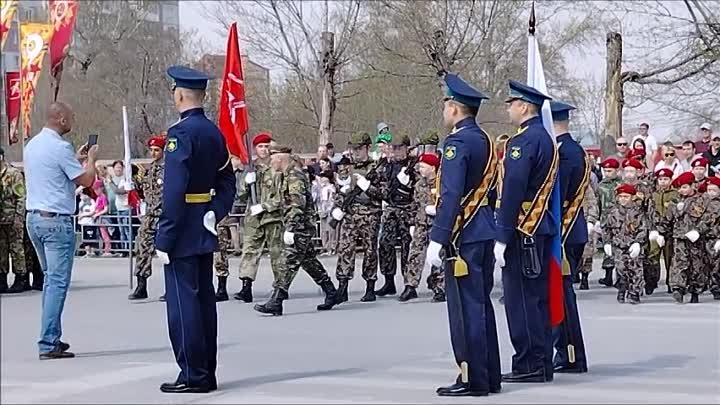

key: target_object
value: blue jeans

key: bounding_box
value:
[116,209,132,252]
[26,213,76,353]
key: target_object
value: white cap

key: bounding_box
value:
[377,122,389,133]
[700,122,712,130]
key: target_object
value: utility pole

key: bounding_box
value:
[603,31,623,156]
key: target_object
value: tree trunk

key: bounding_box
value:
[318,31,336,146]
[603,32,623,156]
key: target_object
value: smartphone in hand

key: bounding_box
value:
[88,134,99,147]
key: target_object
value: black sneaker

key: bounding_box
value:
[39,350,75,360]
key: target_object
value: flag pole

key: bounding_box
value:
[234,26,257,205]
[122,106,134,289]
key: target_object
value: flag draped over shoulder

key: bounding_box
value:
[526,9,565,327]
[218,22,250,164]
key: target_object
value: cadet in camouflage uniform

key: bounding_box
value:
[0,147,26,294]
[646,168,678,295]
[702,177,720,300]
[213,216,232,301]
[602,183,648,304]
[376,135,415,298]
[579,180,599,290]
[128,136,165,300]
[331,132,384,303]
[254,145,339,316]
[654,172,708,303]
[403,152,445,302]
[596,157,621,287]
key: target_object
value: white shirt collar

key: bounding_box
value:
[41,127,62,138]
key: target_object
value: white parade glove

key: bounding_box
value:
[629,242,641,258]
[493,242,507,268]
[396,167,410,186]
[283,231,295,245]
[245,171,256,184]
[409,226,416,239]
[676,201,685,211]
[604,244,613,257]
[587,222,595,235]
[249,204,264,216]
[382,201,389,210]
[685,230,700,243]
[649,230,659,242]
[714,240,720,253]
[203,211,217,236]
[331,207,344,221]
[156,250,170,265]
[354,174,370,192]
[426,241,443,268]
[594,222,603,234]
[425,205,436,216]
[340,185,351,194]
[656,235,666,247]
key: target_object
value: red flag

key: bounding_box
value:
[218,23,250,164]
[4,71,20,145]
[48,0,78,100]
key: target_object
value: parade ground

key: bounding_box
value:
[2,257,719,404]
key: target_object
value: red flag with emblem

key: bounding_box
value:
[218,22,250,164]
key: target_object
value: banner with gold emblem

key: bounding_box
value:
[5,71,21,145]
[20,23,54,140]
[1,0,18,51]
[49,0,78,100]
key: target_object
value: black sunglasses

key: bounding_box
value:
[665,153,675,157]
[616,142,628,146]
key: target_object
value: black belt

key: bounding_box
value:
[29,210,71,218]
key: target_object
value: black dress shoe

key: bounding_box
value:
[436,382,488,397]
[553,364,588,374]
[39,350,75,360]
[159,381,210,393]
[58,341,70,352]
[501,369,548,383]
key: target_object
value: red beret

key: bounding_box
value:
[418,153,440,168]
[147,136,165,149]
[691,157,708,168]
[672,172,695,188]
[707,177,720,188]
[252,132,272,147]
[627,148,646,160]
[622,158,644,170]
[616,183,637,195]
[698,181,707,193]
[655,168,674,179]
[601,157,620,169]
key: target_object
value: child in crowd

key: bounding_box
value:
[316,170,336,255]
[596,157,621,287]
[76,191,97,256]
[646,168,679,294]
[92,180,113,257]
[703,177,720,300]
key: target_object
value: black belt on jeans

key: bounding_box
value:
[29,210,70,218]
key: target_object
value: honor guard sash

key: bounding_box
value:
[561,151,591,243]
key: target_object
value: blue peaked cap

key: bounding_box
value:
[167,65,211,90]
[444,73,488,108]
[549,100,576,121]
[505,80,551,106]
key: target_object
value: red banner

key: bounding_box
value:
[48,0,78,76]
[218,23,250,164]
[5,71,20,145]
[1,0,19,51]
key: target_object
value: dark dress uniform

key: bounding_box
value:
[497,81,557,383]
[429,74,501,397]
[550,101,589,374]
[155,66,236,393]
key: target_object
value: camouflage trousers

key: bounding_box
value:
[613,250,643,296]
[0,222,26,275]
[336,210,381,282]
[671,239,708,294]
[378,206,412,277]
[706,240,720,294]
[643,237,673,290]
[214,224,231,277]
[134,215,159,278]
[239,221,284,287]
[404,223,444,291]
[276,230,331,292]
[580,236,596,274]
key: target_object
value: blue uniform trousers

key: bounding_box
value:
[501,233,554,378]
[445,241,501,391]
[164,253,217,387]
[552,243,588,369]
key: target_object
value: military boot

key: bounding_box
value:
[253,288,287,316]
[713,291,720,301]
[128,276,148,300]
[579,273,589,290]
[22,274,32,291]
[689,293,699,304]
[6,274,26,294]
[215,276,229,302]
[599,269,613,287]
[360,280,376,302]
[233,278,253,303]
[337,279,349,303]
[317,279,338,311]
[30,271,44,291]
[0,274,7,294]
[432,288,446,302]
[398,286,418,302]
[616,290,626,303]
[375,276,397,297]
[627,292,640,305]
[672,290,684,304]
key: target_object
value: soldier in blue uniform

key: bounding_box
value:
[155,66,236,393]
[550,101,589,374]
[426,73,501,397]
[495,80,556,383]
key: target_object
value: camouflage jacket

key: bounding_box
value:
[582,183,599,225]
[333,158,383,215]
[597,176,620,221]
[632,179,654,213]
[648,188,678,229]
[140,160,164,217]
[0,164,25,224]
[703,195,720,240]
[281,164,317,234]
[657,194,708,239]
[410,175,436,228]
[603,203,648,249]
[237,158,283,225]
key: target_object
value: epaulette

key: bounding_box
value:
[168,117,189,130]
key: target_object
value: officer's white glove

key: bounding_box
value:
[425,205,436,217]
[249,204,264,216]
[396,167,410,186]
[382,201,389,210]
[331,207,344,221]
[203,211,217,236]
[714,240,720,253]
[340,184,351,194]
[156,250,170,265]
[245,171,256,185]
[629,242,641,258]
[604,244,613,257]
[676,201,685,211]
[587,222,595,235]
[354,174,370,192]
[649,230,659,242]
[685,230,700,243]
[283,231,294,246]
[493,242,507,268]
[409,226,416,239]
[426,241,443,268]
[656,235,666,247]
[594,222,603,234]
